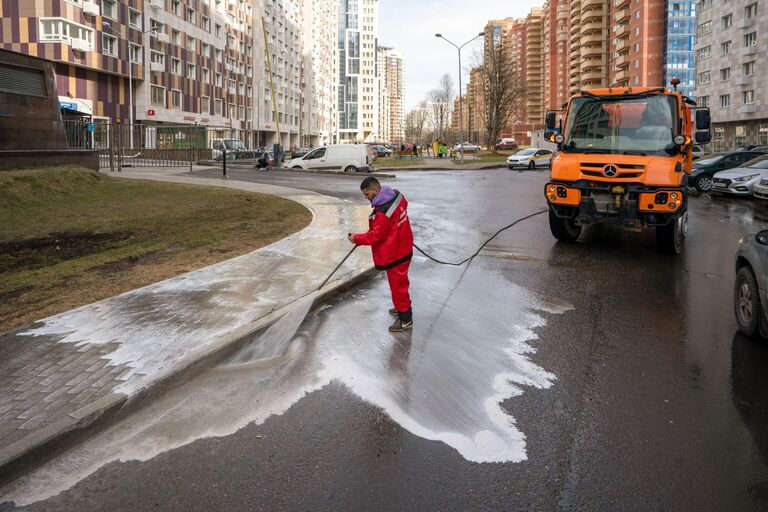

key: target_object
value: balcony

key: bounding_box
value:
[582,71,605,81]
[614,8,629,22]
[613,55,629,68]
[150,61,164,72]
[613,69,627,81]
[581,57,605,72]
[82,1,100,17]
[614,0,630,7]
[582,43,604,56]
[738,18,754,29]
[613,24,628,38]
[736,74,754,86]
[581,21,605,35]
[614,39,627,52]
[741,45,757,56]
[583,0,605,7]
[738,104,757,113]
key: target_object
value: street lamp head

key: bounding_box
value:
[435,33,442,38]
[478,32,485,37]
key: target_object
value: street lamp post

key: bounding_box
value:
[435,31,484,164]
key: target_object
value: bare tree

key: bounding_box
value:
[473,43,525,154]
[404,101,430,143]
[427,73,454,140]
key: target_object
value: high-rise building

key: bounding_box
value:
[337,0,379,142]
[542,0,570,111]
[301,0,338,146]
[693,0,768,150]
[663,0,696,97]
[525,8,545,125]
[569,0,609,94]
[377,46,404,143]
[608,0,665,88]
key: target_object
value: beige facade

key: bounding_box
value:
[301,0,338,146]
[377,46,405,143]
[569,0,609,94]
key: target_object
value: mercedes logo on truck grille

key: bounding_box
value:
[603,165,618,177]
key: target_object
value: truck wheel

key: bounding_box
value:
[694,174,713,192]
[735,266,761,338]
[656,213,686,254]
[549,209,581,242]
[344,165,358,173]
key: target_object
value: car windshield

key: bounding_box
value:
[516,149,537,156]
[745,156,768,169]
[224,139,245,150]
[562,94,678,156]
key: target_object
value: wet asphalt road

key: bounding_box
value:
[3,168,768,511]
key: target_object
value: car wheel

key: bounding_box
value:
[344,165,358,173]
[528,161,535,170]
[735,266,761,338]
[507,165,514,170]
[694,174,714,192]
[292,166,302,170]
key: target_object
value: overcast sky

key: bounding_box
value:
[379,0,542,111]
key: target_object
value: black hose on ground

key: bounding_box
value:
[413,209,548,267]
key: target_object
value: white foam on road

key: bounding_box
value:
[1,262,570,506]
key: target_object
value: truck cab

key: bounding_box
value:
[544,84,712,253]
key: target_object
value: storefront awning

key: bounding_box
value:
[58,96,93,116]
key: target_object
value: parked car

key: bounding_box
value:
[690,147,768,192]
[691,145,707,161]
[453,143,482,152]
[372,145,392,157]
[291,147,311,159]
[734,229,768,338]
[495,138,519,151]
[753,175,768,200]
[712,155,768,196]
[284,144,371,173]
[211,139,255,160]
[507,148,554,170]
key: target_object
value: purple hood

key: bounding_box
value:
[371,186,397,208]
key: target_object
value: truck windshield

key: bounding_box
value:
[562,94,678,156]
[224,139,246,150]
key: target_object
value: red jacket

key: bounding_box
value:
[353,190,414,270]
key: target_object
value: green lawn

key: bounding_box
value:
[0,166,311,330]
[373,157,427,169]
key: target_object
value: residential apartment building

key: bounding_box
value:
[377,46,404,143]
[608,0,666,88]
[694,0,767,150]
[301,0,338,146]
[663,0,697,96]
[337,0,379,142]
[569,0,609,94]
[543,0,570,110]
[525,8,545,125]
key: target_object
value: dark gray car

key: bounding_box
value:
[735,230,768,338]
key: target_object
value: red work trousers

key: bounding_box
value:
[386,259,412,319]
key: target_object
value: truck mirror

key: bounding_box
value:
[695,131,712,144]
[695,109,711,131]
[545,111,557,131]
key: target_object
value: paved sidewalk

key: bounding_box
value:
[0,169,372,478]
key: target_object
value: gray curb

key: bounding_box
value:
[0,264,377,487]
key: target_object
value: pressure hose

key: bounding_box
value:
[413,209,548,266]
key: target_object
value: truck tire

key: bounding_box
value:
[549,209,581,242]
[735,266,761,338]
[656,213,686,254]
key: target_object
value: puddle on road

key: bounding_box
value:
[1,260,571,507]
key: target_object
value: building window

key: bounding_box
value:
[701,0,712,9]
[201,43,210,57]
[720,41,732,54]
[746,3,759,18]
[759,124,768,146]
[150,50,164,66]
[171,0,180,15]
[171,89,182,109]
[186,7,195,23]
[187,63,195,79]
[202,68,210,83]
[215,98,223,116]
[697,45,711,60]
[215,72,222,87]
[720,94,730,107]
[202,16,211,32]
[102,34,117,56]
[745,32,757,46]
[171,58,181,75]
[742,90,755,104]
[744,61,756,76]
[698,71,711,84]
[171,29,180,46]
[215,24,221,36]
[129,43,141,63]
[102,0,117,20]
[721,14,733,29]
[201,96,210,114]
[698,96,710,107]
[150,85,165,106]
[698,21,712,36]
[186,36,196,51]
[720,67,731,80]
[735,125,747,148]
[128,9,141,28]
[39,18,94,49]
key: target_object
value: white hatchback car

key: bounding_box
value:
[507,148,554,170]
[712,155,768,196]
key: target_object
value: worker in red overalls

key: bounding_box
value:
[348,177,414,332]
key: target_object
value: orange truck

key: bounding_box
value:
[543,81,712,253]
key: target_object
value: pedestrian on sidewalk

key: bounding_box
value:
[412,142,418,159]
[348,177,414,332]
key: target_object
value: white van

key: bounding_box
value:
[285,144,370,173]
